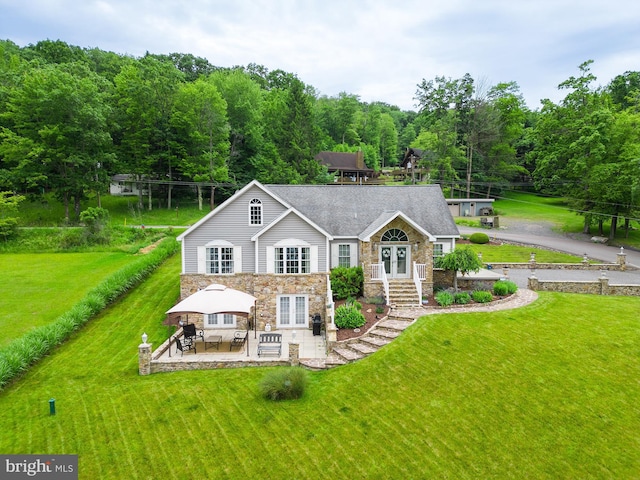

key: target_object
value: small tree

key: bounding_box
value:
[79,207,111,245]
[0,192,25,240]
[436,246,483,291]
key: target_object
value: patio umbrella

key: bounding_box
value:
[166,284,257,357]
[166,283,256,316]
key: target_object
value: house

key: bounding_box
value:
[109,174,147,196]
[391,147,433,182]
[176,180,459,341]
[314,151,376,183]
[446,198,495,217]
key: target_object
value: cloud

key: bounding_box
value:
[1,0,639,110]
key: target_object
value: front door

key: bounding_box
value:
[381,245,410,278]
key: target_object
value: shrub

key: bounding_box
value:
[260,367,308,401]
[454,292,471,304]
[493,280,518,296]
[435,291,454,307]
[330,266,364,300]
[469,232,490,244]
[472,290,494,303]
[345,297,362,310]
[335,304,366,329]
[375,306,384,314]
[505,280,518,294]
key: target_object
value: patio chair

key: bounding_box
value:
[229,331,248,351]
[175,337,195,356]
[183,323,204,344]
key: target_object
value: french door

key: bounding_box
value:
[277,295,308,328]
[380,245,410,278]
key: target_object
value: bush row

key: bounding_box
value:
[0,237,179,389]
[434,281,518,306]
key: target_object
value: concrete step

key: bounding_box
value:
[377,319,414,331]
[333,347,365,362]
[324,353,348,368]
[359,336,392,348]
[369,328,401,339]
[348,342,379,355]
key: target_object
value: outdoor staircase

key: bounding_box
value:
[388,279,421,308]
[299,317,415,370]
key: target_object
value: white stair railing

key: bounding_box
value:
[413,262,427,304]
[370,263,390,305]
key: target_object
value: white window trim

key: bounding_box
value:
[331,242,358,268]
[197,241,242,274]
[267,239,318,274]
[249,198,263,226]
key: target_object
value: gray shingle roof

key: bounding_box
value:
[266,184,459,238]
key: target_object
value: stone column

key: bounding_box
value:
[617,249,627,271]
[599,273,610,295]
[528,274,539,291]
[289,342,300,366]
[139,342,152,376]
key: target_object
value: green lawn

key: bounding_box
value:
[0,252,133,346]
[18,193,206,227]
[464,244,587,263]
[1,254,638,479]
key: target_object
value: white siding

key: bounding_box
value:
[181,185,287,273]
[257,213,328,273]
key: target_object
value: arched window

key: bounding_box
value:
[249,198,262,225]
[381,228,408,242]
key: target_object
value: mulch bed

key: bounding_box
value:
[334,293,513,341]
[335,299,390,341]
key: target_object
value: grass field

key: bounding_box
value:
[18,193,206,227]
[464,244,587,263]
[0,252,133,346]
[1,253,639,479]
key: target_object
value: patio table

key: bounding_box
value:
[204,335,222,351]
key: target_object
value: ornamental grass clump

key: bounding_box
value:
[493,280,518,296]
[472,290,494,303]
[260,367,308,401]
[334,301,366,329]
[454,292,471,304]
[435,291,454,307]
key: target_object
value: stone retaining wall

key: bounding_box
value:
[528,276,640,296]
[488,250,628,272]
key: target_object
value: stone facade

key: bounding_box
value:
[180,272,328,331]
[361,217,435,299]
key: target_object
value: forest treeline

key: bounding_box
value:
[0,39,639,237]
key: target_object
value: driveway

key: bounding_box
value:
[458,218,640,288]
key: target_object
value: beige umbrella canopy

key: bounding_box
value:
[166,284,257,357]
[166,284,256,316]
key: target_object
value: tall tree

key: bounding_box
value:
[532,61,613,233]
[0,62,113,221]
[171,79,229,210]
[113,57,184,210]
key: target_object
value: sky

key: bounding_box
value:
[2,0,640,111]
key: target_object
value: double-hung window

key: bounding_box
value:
[275,246,311,274]
[197,240,241,274]
[338,244,351,268]
[206,245,234,274]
